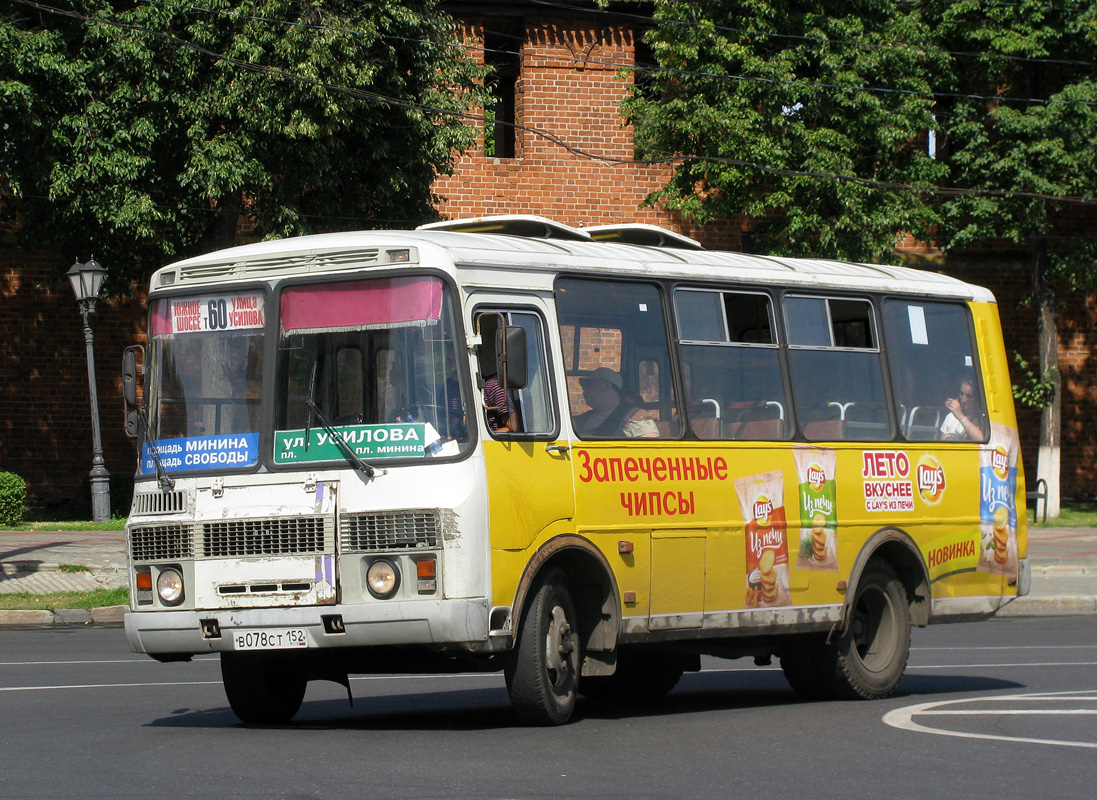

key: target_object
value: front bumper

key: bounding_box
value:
[125,596,492,656]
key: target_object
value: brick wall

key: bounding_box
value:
[435,17,744,245]
[0,248,146,512]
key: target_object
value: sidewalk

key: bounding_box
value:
[1,525,1095,627]
[0,529,128,627]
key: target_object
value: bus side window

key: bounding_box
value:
[556,278,681,439]
[675,288,787,441]
[785,296,889,442]
[883,300,986,443]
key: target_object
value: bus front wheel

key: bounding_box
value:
[828,561,911,699]
[220,651,307,724]
[505,568,581,725]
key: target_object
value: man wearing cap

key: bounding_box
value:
[574,367,659,438]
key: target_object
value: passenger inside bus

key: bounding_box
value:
[940,372,986,441]
[573,368,659,438]
[482,371,513,432]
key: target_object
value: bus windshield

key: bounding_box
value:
[273,276,470,464]
[143,290,266,475]
[141,276,471,475]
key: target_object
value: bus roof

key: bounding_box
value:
[153,221,994,303]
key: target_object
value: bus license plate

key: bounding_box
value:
[232,628,308,650]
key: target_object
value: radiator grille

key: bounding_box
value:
[130,490,187,516]
[201,516,331,557]
[129,524,194,562]
[340,510,441,552]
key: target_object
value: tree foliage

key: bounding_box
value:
[927,0,1097,287]
[0,0,488,289]
[625,0,949,262]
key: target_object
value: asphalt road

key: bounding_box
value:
[1,618,1095,800]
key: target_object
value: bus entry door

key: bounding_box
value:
[474,300,575,551]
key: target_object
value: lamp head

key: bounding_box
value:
[67,257,106,304]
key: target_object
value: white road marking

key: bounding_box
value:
[883,690,1097,750]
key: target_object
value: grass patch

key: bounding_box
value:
[0,587,128,611]
[1033,498,1097,528]
[59,564,89,573]
[12,518,128,532]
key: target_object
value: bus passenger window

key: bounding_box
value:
[883,300,986,443]
[675,288,787,440]
[556,278,680,439]
[785,296,889,442]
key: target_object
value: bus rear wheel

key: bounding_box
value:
[827,562,911,699]
[505,568,581,726]
[221,651,307,724]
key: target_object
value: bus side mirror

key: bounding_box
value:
[122,345,143,439]
[496,326,527,390]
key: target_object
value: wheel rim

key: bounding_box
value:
[544,604,575,690]
[851,585,898,674]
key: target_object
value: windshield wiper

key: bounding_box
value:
[304,398,382,478]
[138,408,176,490]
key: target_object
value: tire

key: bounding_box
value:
[504,568,581,725]
[220,651,308,724]
[580,651,685,700]
[826,561,911,699]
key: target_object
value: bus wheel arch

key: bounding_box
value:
[843,527,931,632]
[509,535,621,679]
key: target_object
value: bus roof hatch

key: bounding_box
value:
[417,215,592,242]
[584,223,705,250]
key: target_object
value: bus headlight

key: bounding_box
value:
[366,559,400,599]
[156,567,185,606]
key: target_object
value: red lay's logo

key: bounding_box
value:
[753,496,774,524]
[807,464,826,491]
[992,446,1010,480]
[916,455,946,504]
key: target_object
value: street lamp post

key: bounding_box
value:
[67,257,111,523]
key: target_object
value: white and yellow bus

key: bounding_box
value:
[122,215,1029,725]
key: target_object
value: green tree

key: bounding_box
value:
[0,0,487,289]
[928,0,1097,514]
[625,0,948,262]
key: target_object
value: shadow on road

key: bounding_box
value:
[144,667,1024,731]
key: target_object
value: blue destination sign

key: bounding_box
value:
[141,433,260,473]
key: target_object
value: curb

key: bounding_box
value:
[0,605,127,629]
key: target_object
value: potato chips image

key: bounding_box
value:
[794,446,838,572]
[736,470,791,608]
[978,422,1020,581]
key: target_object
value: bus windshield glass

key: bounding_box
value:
[273,275,470,464]
[142,290,266,475]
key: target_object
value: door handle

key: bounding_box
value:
[545,444,570,454]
